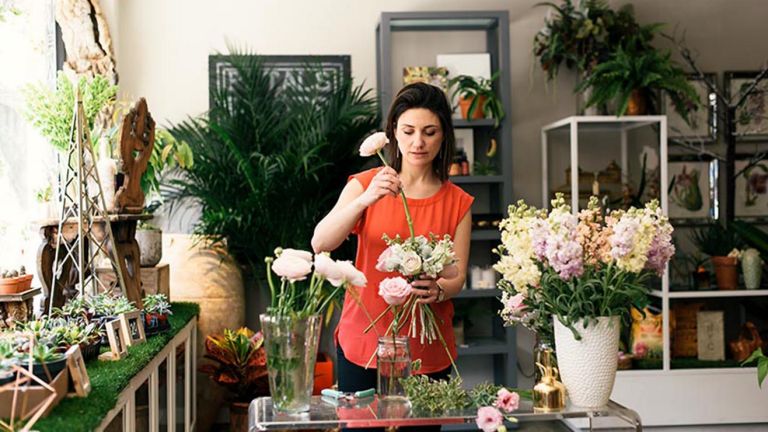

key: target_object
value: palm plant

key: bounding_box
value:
[690,223,744,257]
[575,37,700,121]
[165,48,379,277]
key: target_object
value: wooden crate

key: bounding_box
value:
[96,263,169,299]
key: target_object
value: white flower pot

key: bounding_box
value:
[553,315,620,408]
[137,228,163,267]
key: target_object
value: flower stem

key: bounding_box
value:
[376,150,415,238]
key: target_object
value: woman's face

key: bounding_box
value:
[394,108,444,168]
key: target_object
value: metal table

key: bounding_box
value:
[249,396,642,431]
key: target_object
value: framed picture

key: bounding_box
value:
[454,128,474,174]
[65,344,90,397]
[664,73,718,143]
[119,311,146,347]
[209,54,351,109]
[402,66,449,91]
[725,71,768,140]
[667,157,718,222]
[697,311,725,361]
[104,319,127,360]
[734,156,768,219]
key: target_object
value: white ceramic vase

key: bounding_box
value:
[553,316,620,408]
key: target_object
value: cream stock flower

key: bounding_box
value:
[359,131,389,157]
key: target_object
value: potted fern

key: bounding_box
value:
[575,37,700,120]
[447,72,505,126]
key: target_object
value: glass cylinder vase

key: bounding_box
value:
[376,336,410,400]
[259,314,322,414]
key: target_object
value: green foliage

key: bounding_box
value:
[33,303,199,432]
[31,343,64,363]
[732,220,768,263]
[690,223,744,257]
[23,72,117,152]
[142,293,173,315]
[142,129,194,208]
[199,327,268,402]
[402,375,533,414]
[535,264,651,340]
[165,48,379,276]
[447,72,505,127]
[741,348,768,388]
[86,293,138,317]
[533,0,657,79]
[575,38,700,121]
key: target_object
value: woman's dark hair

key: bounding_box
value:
[384,82,455,181]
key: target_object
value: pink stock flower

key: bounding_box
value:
[314,253,345,287]
[359,132,389,157]
[438,264,459,279]
[378,277,412,306]
[271,254,312,282]
[476,406,504,432]
[505,293,526,313]
[494,388,520,413]
[337,260,367,287]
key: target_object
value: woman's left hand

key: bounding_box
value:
[411,275,439,304]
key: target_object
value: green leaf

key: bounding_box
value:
[758,358,768,388]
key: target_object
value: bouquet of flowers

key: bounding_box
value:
[359,132,460,368]
[494,194,674,341]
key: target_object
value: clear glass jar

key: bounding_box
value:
[376,336,410,400]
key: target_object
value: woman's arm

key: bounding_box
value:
[311,167,401,253]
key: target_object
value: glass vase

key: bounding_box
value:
[376,336,410,400]
[259,314,322,414]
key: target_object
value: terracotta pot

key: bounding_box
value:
[458,95,486,120]
[625,89,648,115]
[711,256,739,290]
[0,274,33,294]
[229,401,249,432]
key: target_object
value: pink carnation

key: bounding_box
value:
[475,406,503,432]
[378,277,412,305]
[359,132,388,157]
[494,388,520,413]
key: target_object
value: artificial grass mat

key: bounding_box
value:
[33,302,200,431]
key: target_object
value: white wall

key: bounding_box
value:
[107,0,768,388]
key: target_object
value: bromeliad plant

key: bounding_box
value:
[494,194,674,342]
[199,327,269,403]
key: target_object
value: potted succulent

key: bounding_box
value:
[51,319,102,362]
[447,72,505,126]
[30,343,67,383]
[575,36,700,119]
[0,340,21,385]
[0,265,32,295]
[142,293,173,336]
[199,327,268,432]
[691,223,745,290]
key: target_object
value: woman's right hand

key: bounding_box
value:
[357,167,401,208]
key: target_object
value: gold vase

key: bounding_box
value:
[533,350,566,412]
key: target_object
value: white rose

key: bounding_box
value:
[400,251,422,276]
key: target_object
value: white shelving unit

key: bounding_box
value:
[541,115,768,426]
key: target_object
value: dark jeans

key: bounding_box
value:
[336,344,450,432]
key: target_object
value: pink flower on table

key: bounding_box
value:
[378,277,412,306]
[359,132,389,157]
[315,253,345,287]
[337,260,367,287]
[494,388,520,413]
[438,264,459,280]
[476,406,504,432]
[271,254,312,282]
[633,341,648,359]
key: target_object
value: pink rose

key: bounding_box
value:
[438,264,459,280]
[378,277,412,305]
[314,253,345,287]
[475,406,503,432]
[376,247,394,272]
[359,132,388,157]
[337,260,367,287]
[279,248,313,263]
[271,254,312,282]
[494,388,520,413]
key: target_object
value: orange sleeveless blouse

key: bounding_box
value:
[335,167,474,373]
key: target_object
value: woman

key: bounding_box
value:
[312,82,473,430]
